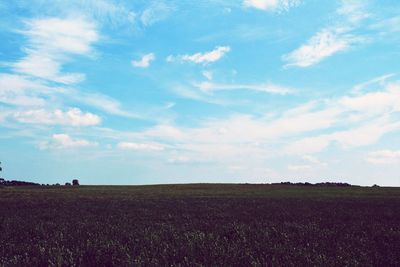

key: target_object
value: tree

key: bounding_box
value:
[72,179,79,186]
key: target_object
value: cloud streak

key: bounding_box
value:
[243,0,301,12]
[12,17,98,84]
[195,81,294,95]
[167,46,230,64]
[40,134,97,149]
[117,142,165,151]
[366,150,400,164]
[283,1,369,67]
[10,108,101,126]
[121,80,400,162]
[131,53,155,68]
[283,28,359,67]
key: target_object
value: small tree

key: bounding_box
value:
[72,179,79,186]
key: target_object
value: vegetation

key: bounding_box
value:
[275,181,352,187]
[0,178,40,187]
[0,184,399,266]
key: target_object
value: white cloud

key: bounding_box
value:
[243,0,300,11]
[69,91,140,118]
[288,164,312,171]
[40,134,96,149]
[202,71,213,81]
[366,150,400,164]
[0,73,137,120]
[117,142,165,151]
[0,74,53,107]
[131,53,155,68]
[167,156,191,164]
[168,46,231,64]
[11,108,101,126]
[283,1,368,67]
[283,29,356,67]
[13,53,85,84]
[75,0,136,27]
[332,118,400,148]
[302,155,322,165]
[284,116,400,155]
[11,17,98,84]
[340,84,400,115]
[284,135,331,155]
[336,0,369,25]
[21,17,98,55]
[165,102,175,109]
[195,81,294,95]
[140,2,174,27]
[370,16,400,33]
[65,78,400,182]
[9,0,136,29]
[352,73,396,93]
[284,86,400,153]
[131,80,400,160]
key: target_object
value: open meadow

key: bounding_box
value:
[1,184,400,266]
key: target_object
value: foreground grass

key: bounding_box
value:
[0,184,399,266]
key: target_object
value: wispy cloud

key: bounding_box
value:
[302,155,325,165]
[0,74,55,107]
[194,81,294,95]
[282,28,359,67]
[352,73,396,93]
[366,150,400,164]
[11,17,98,84]
[0,14,146,132]
[68,91,141,118]
[140,1,174,27]
[5,0,136,29]
[283,1,369,67]
[40,133,97,149]
[202,71,213,81]
[243,0,301,12]
[0,16,107,132]
[370,16,400,33]
[117,142,165,151]
[125,80,400,161]
[10,108,101,126]
[336,0,370,24]
[21,17,98,55]
[13,53,85,84]
[288,164,312,171]
[284,115,400,155]
[131,53,155,68]
[167,46,231,64]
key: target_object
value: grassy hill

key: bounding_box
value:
[1,184,399,266]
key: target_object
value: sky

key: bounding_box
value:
[0,0,399,186]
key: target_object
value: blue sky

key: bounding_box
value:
[0,0,400,186]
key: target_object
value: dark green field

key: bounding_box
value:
[1,184,399,266]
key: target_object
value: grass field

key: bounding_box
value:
[1,184,399,266]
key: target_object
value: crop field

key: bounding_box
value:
[0,184,399,266]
